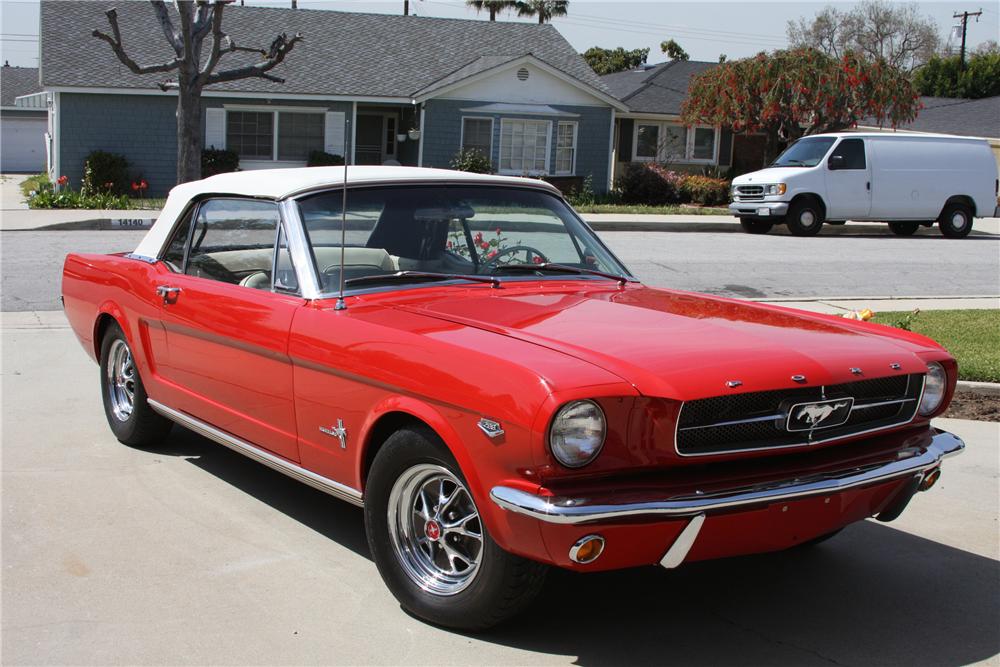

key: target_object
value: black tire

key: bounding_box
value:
[740,218,773,234]
[99,322,172,447]
[796,528,844,548]
[938,202,974,238]
[889,221,920,236]
[785,199,825,236]
[365,427,547,630]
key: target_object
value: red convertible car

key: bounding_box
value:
[63,167,963,630]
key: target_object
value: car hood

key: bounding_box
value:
[399,285,935,400]
[733,166,814,185]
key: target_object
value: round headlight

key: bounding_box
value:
[549,400,606,468]
[919,361,947,416]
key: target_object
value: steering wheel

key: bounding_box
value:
[483,245,550,269]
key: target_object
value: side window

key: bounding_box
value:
[273,226,299,293]
[161,207,195,272]
[185,199,281,289]
[830,138,866,170]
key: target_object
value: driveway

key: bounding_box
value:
[1,318,997,665]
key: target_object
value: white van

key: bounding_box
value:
[729,132,999,238]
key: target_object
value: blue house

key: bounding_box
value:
[39,1,626,196]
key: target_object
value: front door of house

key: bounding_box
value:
[356,114,397,165]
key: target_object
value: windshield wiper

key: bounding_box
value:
[491,262,632,285]
[343,271,500,289]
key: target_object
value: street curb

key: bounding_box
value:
[956,381,1000,397]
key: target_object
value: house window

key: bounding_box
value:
[499,119,550,174]
[227,111,273,160]
[462,117,493,158]
[555,121,577,175]
[632,122,718,163]
[277,112,324,161]
[635,124,659,160]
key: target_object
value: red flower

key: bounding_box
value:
[474,232,483,243]
[104,181,114,189]
[140,180,148,190]
[495,227,502,235]
[532,256,543,264]
[480,242,490,250]
[131,182,140,191]
[446,240,453,249]
[487,250,497,259]
[56,175,68,186]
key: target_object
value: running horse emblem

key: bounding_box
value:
[796,401,851,427]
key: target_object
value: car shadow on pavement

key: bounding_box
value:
[160,426,998,665]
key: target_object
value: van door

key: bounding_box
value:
[823,138,871,220]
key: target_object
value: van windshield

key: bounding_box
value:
[770,137,837,167]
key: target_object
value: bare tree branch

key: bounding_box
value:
[92,9,181,75]
[203,32,303,86]
[150,1,183,55]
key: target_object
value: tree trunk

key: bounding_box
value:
[763,128,781,164]
[176,83,204,184]
[489,8,496,20]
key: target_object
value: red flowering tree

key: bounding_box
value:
[681,48,921,163]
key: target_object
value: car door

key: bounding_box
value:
[823,138,872,220]
[153,197,305,461]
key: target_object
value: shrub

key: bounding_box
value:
[680,175,731,206]
[81,150,129,195]
[19,172,50,200]
[566,175,596,207]
[307,150,345,167]
[617,163,683,205]
[202,148,239,178]
[27,176,130,209]
[450,148,493,174]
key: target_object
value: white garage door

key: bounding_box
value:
[1,115,47,173]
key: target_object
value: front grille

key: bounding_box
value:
[736,185,764,201]
[676,374,923,456]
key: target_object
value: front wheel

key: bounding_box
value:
[740,218,773,234]
[889,221,920,236]
[938,203,973,238]
[99,322,171,446]
[365,427,547,630]
[786,200,825,236]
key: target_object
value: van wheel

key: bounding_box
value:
[740,219,773,234]
[889,222,920,236]
[365,426,547,630]
[99,322,172,447]
[786,200,824,236]
[938,203,973,238]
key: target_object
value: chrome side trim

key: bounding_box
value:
[147,399,364,507]
[659,514,705,569]
[489,429,963,525]
[674,375,926,458]
[277,198,323,300]
[124,253,158,264]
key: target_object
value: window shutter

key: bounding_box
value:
[205,108,226,150]
[324,111,346,158]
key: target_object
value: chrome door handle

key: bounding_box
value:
[156,285,182,304]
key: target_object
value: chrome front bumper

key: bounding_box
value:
[729,201,789,217]
[490,430,964,526]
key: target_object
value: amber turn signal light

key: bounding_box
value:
[569,535,605,564]
[919,468,941,491]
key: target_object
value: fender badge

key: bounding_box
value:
[478,418,504,439]
[850,367,863,375]
[725,380,743,388]
[791,374,807,383]
[319,419,348,449]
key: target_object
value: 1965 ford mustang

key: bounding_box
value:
[63,167,963,630]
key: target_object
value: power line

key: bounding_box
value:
[952,9,983,68]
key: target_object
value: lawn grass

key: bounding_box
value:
[19,172,49,198]
[873,309,1000,383]
[573,203,730,215]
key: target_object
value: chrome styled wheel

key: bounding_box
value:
[387,463,483,595]
[106,338,135,422]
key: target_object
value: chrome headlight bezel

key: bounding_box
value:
[765,183,787,195]
[918,361,947,416]
[548,399,607,468]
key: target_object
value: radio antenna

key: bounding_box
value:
[334,116,350,311]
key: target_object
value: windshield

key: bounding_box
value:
[296,185,631,293]
[770,136,837,167]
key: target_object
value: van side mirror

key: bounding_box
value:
[828,154,845,170]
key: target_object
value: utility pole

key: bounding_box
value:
[952,9,983,68]
[404,0,409,15]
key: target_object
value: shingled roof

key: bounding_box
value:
[39,0,612,100]
[1,66,42,108]
[601,60,717,115]
[860,96,1000,139]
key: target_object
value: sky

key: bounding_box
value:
[1,0,997,68]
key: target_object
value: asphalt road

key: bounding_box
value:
[2,320,997,665]
[2,227,998,311]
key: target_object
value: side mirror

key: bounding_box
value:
[828,154,845,170]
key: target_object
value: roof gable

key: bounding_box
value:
[40,1,611,100]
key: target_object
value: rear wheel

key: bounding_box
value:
[99,322,171,446]
[889,221,920,236]
[786,199,824,236]
[938,202,973,238]
[740,218,773,234]
[365,427,547,630]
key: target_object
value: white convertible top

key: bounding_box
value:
[133,166,560,259]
